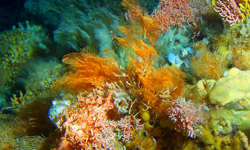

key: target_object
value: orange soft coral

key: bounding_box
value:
[116,32,158,73]
[140,67,185,101]
[121,0,161,45]
[139,66,185,114]
[53,52,125,93]
[190,42,227,80]
[116,24,185,115]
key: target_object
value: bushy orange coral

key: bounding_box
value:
[53,52,125,93]
[190,42,227,80]
[140,67,185,101]
[116,31,158,72]
[121,0,161,45]
[116,23,185,114]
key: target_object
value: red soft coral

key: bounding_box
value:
[151,0,195,31]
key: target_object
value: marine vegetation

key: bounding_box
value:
[1,0,250,149]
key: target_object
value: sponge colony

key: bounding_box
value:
[209,68,250,106]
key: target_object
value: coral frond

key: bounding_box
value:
[53,52,124,93]
[121,0,161,45]
[191,42,227,80]
[140,67,185,107]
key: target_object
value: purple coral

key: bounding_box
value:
[167,97,208,138]
[213,0,242,26]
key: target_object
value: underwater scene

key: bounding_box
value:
[1,0,250,149]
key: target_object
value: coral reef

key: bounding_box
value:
[25,0,123,56]
[54,8,121,54]
[20,58,64,98]
[0,115,45,150]
[17,97,55,136]
[2,0,250,149]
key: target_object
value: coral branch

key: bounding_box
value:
[151,0,195,31]
[214,0,242,26]
[167,97,208,138]
[53,52,124,93]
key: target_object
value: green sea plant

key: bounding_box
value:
[0,21,49,89]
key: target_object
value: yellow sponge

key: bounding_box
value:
[209,68,250,106]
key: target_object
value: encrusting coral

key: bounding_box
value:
[209,67,250,106]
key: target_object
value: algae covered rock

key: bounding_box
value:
[209,68,250,106]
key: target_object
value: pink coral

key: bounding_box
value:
[213,0,242,26]
[60,91,116,149]
[58,89,144,149]
[167,97,208,138]
[151,0,195,31]
[108,116,144,143]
